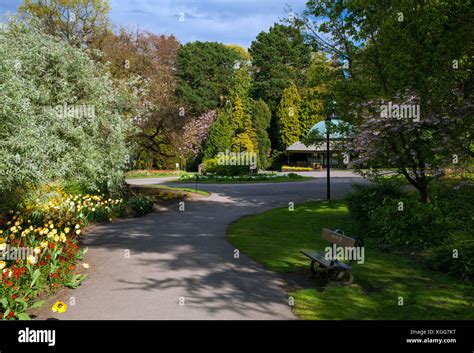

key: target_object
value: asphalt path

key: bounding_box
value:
[38,172,364,320]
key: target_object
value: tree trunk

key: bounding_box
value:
[417,177,430,204]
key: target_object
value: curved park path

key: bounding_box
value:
[38,172,364,320]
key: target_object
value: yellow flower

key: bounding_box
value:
[40,240,48,248]
[82,263,91,269]
[0,261,6,270]
[3,268,12,277]
[54,235,60,242]
[0,230,3,235]
[75,224,80,229]
[26,255,36,265]
[59,234,67,243]
[0,237,5,243]
[0,243,6,252]
[75,229,81,235]
[10,226,17,233]
[64,227,70,234]
[52,301,67,314]
[33,247,41,255]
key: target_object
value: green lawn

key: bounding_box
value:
[177,175,314,184]
[126,170,189,179]
[226,201,474,320]
[139,184,210,197]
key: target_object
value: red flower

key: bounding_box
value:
[8,311,14,318]
[11,294,16,299]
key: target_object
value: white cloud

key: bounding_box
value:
[109,0,307,47]
[1,0,308,47]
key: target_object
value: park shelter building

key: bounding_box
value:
[285,120,350,169]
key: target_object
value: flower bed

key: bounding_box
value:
[281,166,314,172]
[0,193,124,320]
[125,170,185,179]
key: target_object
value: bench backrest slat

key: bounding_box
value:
[321,228,356,248]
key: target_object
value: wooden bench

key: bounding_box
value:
[301,229,364,283]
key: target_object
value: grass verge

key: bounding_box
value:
[137,184,210,197]
[226,201,474,320]
[177,175,314,184]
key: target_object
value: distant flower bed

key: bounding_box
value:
[0,193,124,320]
[126,170,184,178]
[157,191,189,201]
[281,166,313,172]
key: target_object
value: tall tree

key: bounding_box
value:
[275,82,302,149]
[19,0,111,47]
[204,108,234,159]
[252,100,272,168]
[95,28,183,168]
[249,23,311,111]
[299,52,339,135]
[231,96,257,153]
[175,42,240,116]
[300,0,474,203]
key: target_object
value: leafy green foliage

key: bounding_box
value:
[275,82,302,149]
[203,108,234,159]
[250,24,311,110]
[127,196,154,217]
[231,96,257,153]
[302,0,474,202]
[299,53,339,134]
[175,42,240,116]
[345,179,405,232]
[346,179,474,279]
[20,0,111,47]
[369,197,444,248]
[252,100,272,169]
[202,157,249,176]
[0,17,135,210]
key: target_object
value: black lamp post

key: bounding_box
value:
[325,102,338,201]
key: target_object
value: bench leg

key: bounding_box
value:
[310,260,317,277]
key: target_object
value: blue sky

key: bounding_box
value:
[0,0,308,48]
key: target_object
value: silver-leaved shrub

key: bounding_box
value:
[0,17,138,209]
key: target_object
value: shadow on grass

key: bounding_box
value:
[226,200,474,320]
